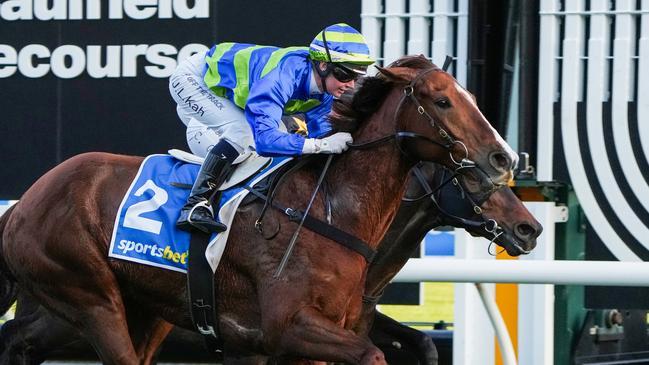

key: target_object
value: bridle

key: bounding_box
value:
[348,66,476,171]
[346,65,523,254]
[404,163,506,255]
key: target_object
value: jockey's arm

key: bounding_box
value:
[245,63,307,157]
[302,97,333,138]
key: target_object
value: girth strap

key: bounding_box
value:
[187,231,222,353]
[244,186,376,264]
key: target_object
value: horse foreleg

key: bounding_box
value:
[0,305,85,365]
[128,315,173,364]
[268,307,386,365]
[369,312,438,365]
[23,271,140,364]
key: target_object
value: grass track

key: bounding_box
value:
[378,282,454,329]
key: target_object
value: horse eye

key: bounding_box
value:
[435,98,451,109]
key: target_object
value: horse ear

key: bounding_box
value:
[375,65,410,84]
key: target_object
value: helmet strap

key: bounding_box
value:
[314,28,336,93]
[314,61,330,93]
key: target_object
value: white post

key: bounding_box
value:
[407,0,430,56]
[453,230,495,365]
[517,202,561,365]
[638,0,649,161]
[361,0,383,67]
[610,0,649,230]
[431,0,454,66]
[383,0,406,65]
[455,0,469,85]
[536,0,561,181]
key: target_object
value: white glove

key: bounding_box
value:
[302,132,353,154]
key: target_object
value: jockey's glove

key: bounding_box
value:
[302,132,353,154]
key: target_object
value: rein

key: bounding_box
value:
[348,67,475,171]
[255,66,485,273]
[407,164,505,253]
[274,155,333,278]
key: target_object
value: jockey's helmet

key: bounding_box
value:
[309,23,374,79]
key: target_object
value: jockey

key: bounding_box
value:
[169,23,374,234]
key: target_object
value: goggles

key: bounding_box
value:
[330,64,360,83]
[320,28,363,83]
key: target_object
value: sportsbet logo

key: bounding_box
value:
[118,239,188,265]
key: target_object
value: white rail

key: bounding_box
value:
[394,258,649,286]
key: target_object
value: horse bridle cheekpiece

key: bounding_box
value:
[349,65,476,172]
[398,67,475,169]
[406,164,505,255]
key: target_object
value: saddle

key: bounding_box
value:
[168,148,270,190]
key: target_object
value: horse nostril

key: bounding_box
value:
[515,223,538,239]
[489,151,512,172]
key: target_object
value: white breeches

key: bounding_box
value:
[169,52,254,158]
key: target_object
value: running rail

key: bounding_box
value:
[393,258,649,286]
[475,283,517,365]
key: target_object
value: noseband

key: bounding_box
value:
[403,164,509,254]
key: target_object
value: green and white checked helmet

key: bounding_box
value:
[309,23,374,70]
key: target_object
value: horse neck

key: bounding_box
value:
[327,99,413,248]
[365,165,446,295]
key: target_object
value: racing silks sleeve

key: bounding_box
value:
[303,94,334,138]
[245,57,311,157]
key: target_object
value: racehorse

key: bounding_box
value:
[0,163,542,364]
[0,55,519,364]
[358,163,541,365]
[0,161,540,365]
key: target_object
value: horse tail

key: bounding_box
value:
[0,205,18,315]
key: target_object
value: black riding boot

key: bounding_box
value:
[176,140,239,233]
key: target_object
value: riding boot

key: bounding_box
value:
[176,140,240,233]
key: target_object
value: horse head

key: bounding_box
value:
[372,55,518,188]
[430,165,541,255]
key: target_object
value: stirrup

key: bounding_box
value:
[186,201,227,234]
[187,200,214,222]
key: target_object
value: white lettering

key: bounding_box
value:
[173,0,208,19]
[0,43,209,78]
[123,240,135,253]
[1,0,33,20]
[177,43,208,63]
[123,0,157,20]
[51,45,85,78]
[34,0,67,20]
[68,0,82,19]
[0,45,18,78]
[122,44,148,77]
[145,43,176,77]
[108,0,122,19]
[87,45,121,78]
[86,0,101,19]
[18,44,50,78]
[157,0,171,18]
[1,0,209,20]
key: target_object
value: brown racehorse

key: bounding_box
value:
[0,162,540,365]
[357,163,541,365]
[0,55,519,364]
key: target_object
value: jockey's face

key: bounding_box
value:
[317,62,357,98]
[325,73,356,98]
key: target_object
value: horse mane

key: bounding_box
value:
[329,55,438,133]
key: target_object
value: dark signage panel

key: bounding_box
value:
[0,0,360,199]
